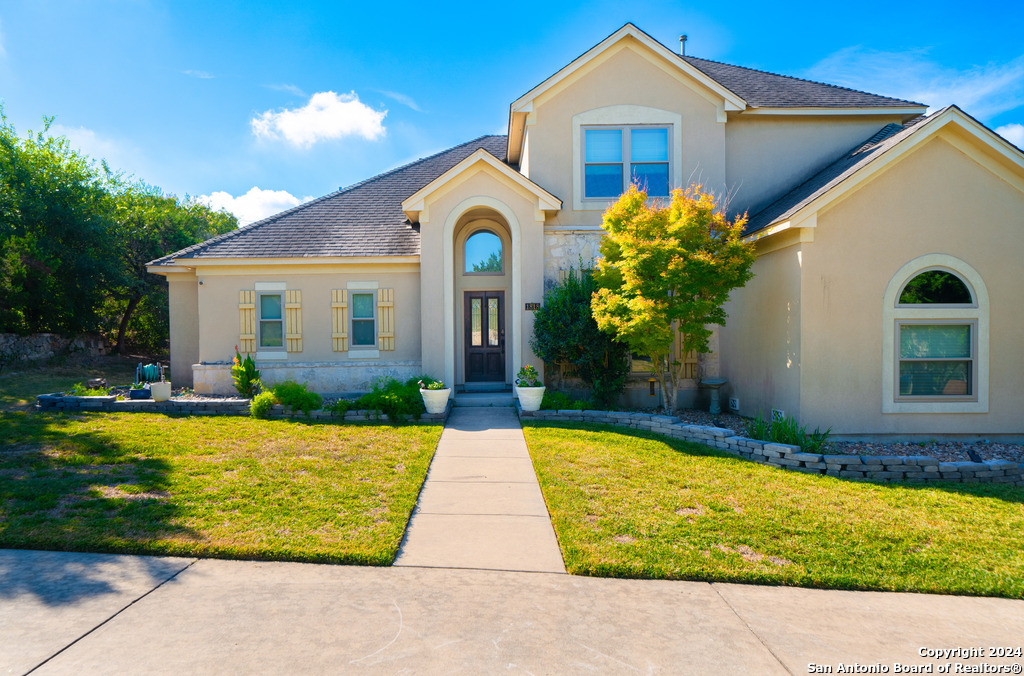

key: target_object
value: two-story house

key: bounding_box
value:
[148,24,1024,438]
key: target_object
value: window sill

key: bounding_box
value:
[255,352,288,361]
[883,400,988,414]
[347,349,380,360]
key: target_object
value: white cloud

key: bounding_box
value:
[375,89,422,112]
[48,124,127,165]
[996,123,1024,147]
[806,48,1024,119]
[200,187,314,226]
[251,91,387,148]
[265,83,305,97]
[183,69,214,79]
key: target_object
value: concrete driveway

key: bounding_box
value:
[3,549,1023,675]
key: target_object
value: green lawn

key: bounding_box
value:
[0,357,140,411]
[0,412,440,564]
[523,422,1024,598]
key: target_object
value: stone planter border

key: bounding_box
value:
[36,393,453,425]
[516,404,1024,487]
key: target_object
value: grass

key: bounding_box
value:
[0,412,441,565]
[0,356,141,411]
[522,421,1024,598]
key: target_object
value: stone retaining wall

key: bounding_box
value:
[1,333,108,364]
[517,406,1024,486]
[36,394,450,424]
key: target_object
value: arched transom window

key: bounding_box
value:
[882,256,989,414]
[464,231,503,274]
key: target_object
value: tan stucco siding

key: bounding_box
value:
[725,114,907,219]
[167,274,199,386]
[799,135,1024,435]
[416,169,546,385]
[525,41,726,227]
[719,245,803,420]
[194,266,421,365]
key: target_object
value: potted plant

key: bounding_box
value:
[515,365,545,412]
[150,378,172,402]
[129,382,151,400]
[418,378,451,414]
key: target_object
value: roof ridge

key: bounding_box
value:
[149,134,507,265]
[680,54,926,108]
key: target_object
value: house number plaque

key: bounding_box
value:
[525,302,541,311]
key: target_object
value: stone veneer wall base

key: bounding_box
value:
[516,405,1024,487]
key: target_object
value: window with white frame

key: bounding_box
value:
[583,126,670,199]
[882,257,989,414]
[350,291,376,349]
[258,292,285,350]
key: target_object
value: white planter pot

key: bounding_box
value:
[516,386,545,412]
[150,382,172,402]
[420,388,451,414]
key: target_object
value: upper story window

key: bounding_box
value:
[464,230,503,274]
[583,126,670,199]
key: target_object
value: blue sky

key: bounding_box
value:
[2,0,1022,224]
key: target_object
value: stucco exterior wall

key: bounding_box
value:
[798,134,1024,436]
[193,263,421,374]
[167,274,199,386]
[719,241,803,421]
[724,115,906,218]
[524,40,726,227]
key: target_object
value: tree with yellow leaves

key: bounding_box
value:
[591,184,756,412]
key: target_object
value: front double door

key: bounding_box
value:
[464,291,505,382]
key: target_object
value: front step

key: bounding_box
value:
[454,391,515,407]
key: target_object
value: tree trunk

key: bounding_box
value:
[114,294,142,355]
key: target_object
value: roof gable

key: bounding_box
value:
[745,106,1024,237]
[402,149,561,224]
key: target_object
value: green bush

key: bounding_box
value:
[326,398,354,416]
[231,349,261,398]
[350,377,426,421]
[270,380,323,416]
[541,390,590,411]
[67,382,109,396]
[250,391,275,419]
[530,266,630,409]
[744,414,831,454]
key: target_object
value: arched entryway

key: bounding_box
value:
[453,210,513,388]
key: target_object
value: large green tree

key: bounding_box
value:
[1,110,237,352]
[0,113,119,333]
[592,184,756,411]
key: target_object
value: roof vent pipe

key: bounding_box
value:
[679,34,687,56]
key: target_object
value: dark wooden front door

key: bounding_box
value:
[464,291,504,382]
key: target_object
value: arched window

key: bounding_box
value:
[882,256,988,413]
[464,231,503,274]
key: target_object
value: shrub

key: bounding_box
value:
[250,391,275,419]
[354,376,426,421]
[326,398,354,416]
[744,414,831,454]
[530,266,630,409]
[231,348,261,398]
[541,390,590,411]
[418,377,447,391]
[67,382,109,396]
[271,380,323,416]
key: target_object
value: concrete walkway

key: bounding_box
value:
[393,407,565,573]
[4,550,1024,675]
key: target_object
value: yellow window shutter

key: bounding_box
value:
[238,290,256,354]
[285,290,302,353]
[377,288,395,351]
[331,289,348,352]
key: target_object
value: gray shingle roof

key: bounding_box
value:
[744,113,933,234]
[680,55,925,109]
[150,135,508,265]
